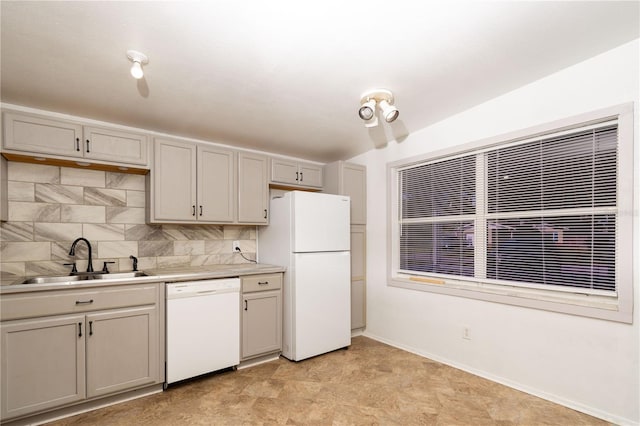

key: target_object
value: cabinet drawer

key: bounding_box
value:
[242,274,282,293]
[0,284,159,321]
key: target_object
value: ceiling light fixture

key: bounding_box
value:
[126,50,148,79]
[358,88,399,127]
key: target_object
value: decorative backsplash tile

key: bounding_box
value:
[61,168,105,187]
[8,162,59,183]
[0,162,257,278]
[84,188,127,206]
[8,181,34,201]
[35,183,84,204]
[9,202,60,222]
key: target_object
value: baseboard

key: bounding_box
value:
[351,327,365,337]
[362,331,637,426]
[238,352,281,369]
[3,384,163,426]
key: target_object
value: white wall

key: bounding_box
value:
[350,39,639,425]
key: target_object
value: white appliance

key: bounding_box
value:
[166,278,240,384]
[259,191,351,361]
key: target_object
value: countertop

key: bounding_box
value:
[0,263,286,294]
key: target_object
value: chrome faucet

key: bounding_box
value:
[69,238,94,273]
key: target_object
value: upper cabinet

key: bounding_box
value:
[2,112,148,167]
[238,152,269,224]
[323,161,366,224]
[148,138,234,223]
[148,139,269,225]
[270,158,323,188]
[81,126,148,166]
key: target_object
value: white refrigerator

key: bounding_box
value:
[259,191,351,361]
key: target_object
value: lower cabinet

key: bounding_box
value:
[86,306,158,398]
[0,315,86,419]
[241,274,282,360]
[0,283,162,422]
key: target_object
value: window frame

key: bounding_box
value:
[387,103,634,323]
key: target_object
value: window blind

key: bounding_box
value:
[398,123,618,293]
[399,156,476,277]
[486,125,617,291]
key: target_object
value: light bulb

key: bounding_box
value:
[358,99,376,121]
[130,61,144,79]
[379,99,399,123]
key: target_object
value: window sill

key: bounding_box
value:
[390,275,632,324]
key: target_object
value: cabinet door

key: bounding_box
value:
[197,146,235,222]
[350,225,366,330]
[242,291,282,359]
[238,152,268,224]
[298,162,323,188]
[86,306,158,398]
[1,156,7,222]
[1,315,85,420]
[270,158,299,185]
[152,138,197,221]
[351,280,366,330]
[83,126,148,166]
[3,112,83,157]
[342,163,366,224]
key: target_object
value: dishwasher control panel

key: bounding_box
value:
[166,278,240,299]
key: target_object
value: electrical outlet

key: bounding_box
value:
[232,240,241,252]
[462,326,471,340]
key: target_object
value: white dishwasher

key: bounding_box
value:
[166,278,240,385]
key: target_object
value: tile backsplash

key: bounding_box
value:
[0,162,256,278]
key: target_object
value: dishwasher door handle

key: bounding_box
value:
[196,290,217,295]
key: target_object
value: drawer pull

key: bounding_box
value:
[258,281,269,285]
[75,299,94,305]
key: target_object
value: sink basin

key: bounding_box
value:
[19,275,89,284]
[91,271,148,280]
[16,271,148,285]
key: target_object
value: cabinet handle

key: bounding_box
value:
[199,205,203,216]
[258,281,269,285]
[89,320,93,336]
[78,322,82,337]
[192,205,196,216]
[263,209,267,219]
[296,171,299,181]
[86,139,90,153]
[75,137,80,152]
[75,299,94,305]
[244,300,248,311]
[300,172,303,182]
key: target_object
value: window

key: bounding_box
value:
[388,104,634,323]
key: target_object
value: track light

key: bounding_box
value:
[358,98,378,127]
[126,50,148,80]
[358,99,376,121]
[358,88,399,127]
[378,99,399,123]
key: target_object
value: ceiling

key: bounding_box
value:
[1,1,638,163]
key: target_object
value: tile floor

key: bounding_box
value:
[48,337,608,425]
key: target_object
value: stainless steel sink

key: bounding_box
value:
[19,275,89,284]
[91,271,148,280]
[16,271,148,285]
